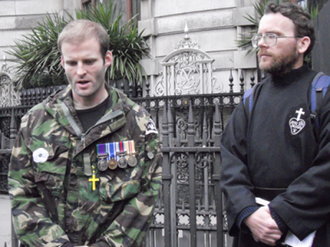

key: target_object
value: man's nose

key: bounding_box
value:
[77,62,86,76]
[258,35,268,47]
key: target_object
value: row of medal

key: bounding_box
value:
[96,141,137,171]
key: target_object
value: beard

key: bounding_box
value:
[259,46,300,76]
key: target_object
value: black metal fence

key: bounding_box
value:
[158,101,223,247]
[0,70,257,247]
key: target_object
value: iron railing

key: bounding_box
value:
[0,69,258,247]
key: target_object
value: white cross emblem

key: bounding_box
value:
[289,107,306,135]
[295,108,305,121]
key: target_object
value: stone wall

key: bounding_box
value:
[0,0,260,93]
[138,0,259,94]
[0,0,81,71]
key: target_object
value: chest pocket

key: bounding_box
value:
[31,143,70,197]
[98,170,141,203]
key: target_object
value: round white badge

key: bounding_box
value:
[33,148,49,163]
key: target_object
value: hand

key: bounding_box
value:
[244,206,282,246]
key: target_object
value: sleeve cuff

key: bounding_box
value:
[268,204,289,234]
[236,205,259,232]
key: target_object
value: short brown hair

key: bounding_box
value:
[57,19,109,58]
[264,2,315,57]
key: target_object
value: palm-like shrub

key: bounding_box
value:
[7,1,149,89]
[7,14,68,88]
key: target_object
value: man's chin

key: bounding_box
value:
[259,61,271,72]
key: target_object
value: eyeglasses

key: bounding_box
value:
[251,33,300,48]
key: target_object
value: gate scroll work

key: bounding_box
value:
[145,26,231,247]
[0,60,20,108]
[155,24,223,96]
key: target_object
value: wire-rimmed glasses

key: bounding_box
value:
[251,33,300,48]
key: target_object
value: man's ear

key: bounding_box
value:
[298,36,311,54]
[104,51,113,68]
[61,56,65,68]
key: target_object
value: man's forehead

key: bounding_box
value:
[259,12,295,34]
[62,36,98,46]
[61,39,102,55]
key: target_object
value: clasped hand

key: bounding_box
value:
[244,206,282,246]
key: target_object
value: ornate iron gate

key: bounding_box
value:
[136,92,243,247]
[161,101,223,247]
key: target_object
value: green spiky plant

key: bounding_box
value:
[236,0,285,53]
[6,0,150,89]
[6,14,68,89]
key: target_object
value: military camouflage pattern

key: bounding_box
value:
[8,85,163,247]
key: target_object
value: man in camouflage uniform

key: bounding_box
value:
[8,19,162,247]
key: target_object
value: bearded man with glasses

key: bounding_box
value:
[220,2,330,247]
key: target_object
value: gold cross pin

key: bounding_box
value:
[89,166,99,191]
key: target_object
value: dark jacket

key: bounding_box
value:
[220,64,330,246]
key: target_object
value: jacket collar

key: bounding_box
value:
[271,63,311,85]
[43,84,131,137]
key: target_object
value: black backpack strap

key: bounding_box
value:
[310,72,330,129]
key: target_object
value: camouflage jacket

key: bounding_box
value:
[8,85,162,247]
